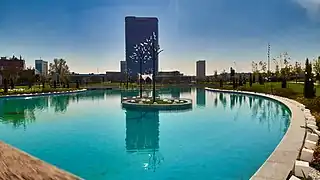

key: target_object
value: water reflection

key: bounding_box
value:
[0,89,291,135]
[0,91,108,128]
[125,109,163,172]
[196,88,206,107]
[71,90,106,102]
[50,95,70,113]
[171,88,181,98]
[212,92,290,132]
[0,96,49,129]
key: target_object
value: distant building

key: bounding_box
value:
[35,59,48,76]
[105,71,123,82]
[0,56,25,71]
[196,60,206,80]
[68,73,106,83]
[125,16,159,77]
[120,61,127,74]
[158,71,183,77]
[158,71,184,84]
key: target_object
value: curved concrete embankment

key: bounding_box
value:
[205,88,306,180]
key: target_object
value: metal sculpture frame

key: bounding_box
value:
[129,32,163,102]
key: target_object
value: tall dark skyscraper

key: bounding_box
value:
[125,16,159,78]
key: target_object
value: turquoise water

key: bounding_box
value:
[0,88,290,180]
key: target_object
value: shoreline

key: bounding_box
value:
[205,88,306,179]
[0,141,82,180]
[0,89,87,99]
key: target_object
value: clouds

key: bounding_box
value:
[293,0,320,21]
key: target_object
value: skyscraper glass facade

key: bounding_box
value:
[125,16,159,78]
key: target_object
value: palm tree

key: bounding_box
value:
[49,58,70,85]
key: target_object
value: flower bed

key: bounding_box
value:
[121,97,192,111]
[123,97,188,105]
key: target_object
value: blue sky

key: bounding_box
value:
[1,0,320,75]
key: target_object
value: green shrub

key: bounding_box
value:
[298,97,320,113]
[311,145,320,171]
[272,88,299,98]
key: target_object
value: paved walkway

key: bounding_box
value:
[0,141,81,180]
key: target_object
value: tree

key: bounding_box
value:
[219,79,223,88]
[281,78,287,88]
[3,78,8,93]
[252,61,259,83]
[76,80,80,89]
[316,73,320,83]
[274,52,291,88]
[314,56,320,83]
[214,70,218,82]
[279,52,291,77]
[258,73,264,85]
[251,61,259,75]
[230,67,236,88]
[66,79,70,88]
[273,58,280,80]
[273,52,292,81]
[10,78,14,89]
[293,61,303,83]
[49,58,70,85]
[259,61,267,75]
[18,68,36,88]
[239,75,243,86]
[221,69,227,82]
[304,58,315,98]
[34,74,41,88]
[257,61,267,85]
[42,79,45,89]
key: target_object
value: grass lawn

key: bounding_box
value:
[206,81,320,96]
[205,81,320,129]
